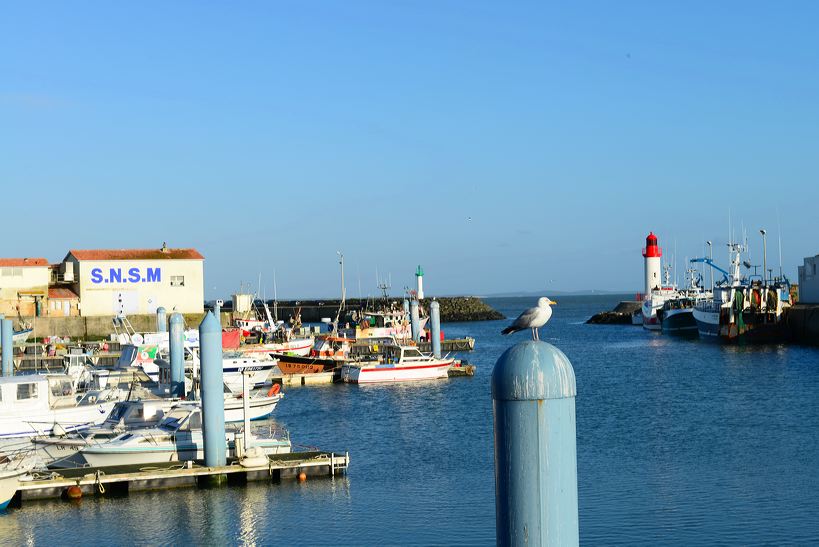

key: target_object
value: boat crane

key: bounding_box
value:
[689,257,731,285]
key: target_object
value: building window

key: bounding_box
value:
[17,383,38,400]
[1,268,21,277]
[171,275,185,287]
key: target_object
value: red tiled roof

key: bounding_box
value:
[68,248,204,261]
[49,288,79,299]
[0,258,49,267]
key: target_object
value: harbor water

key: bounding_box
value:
[3,295,818,545]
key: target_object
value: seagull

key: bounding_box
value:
[501,297,556,341]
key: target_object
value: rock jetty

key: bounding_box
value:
[586,301,642,324]
[264,296,504,323]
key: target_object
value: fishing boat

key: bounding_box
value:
[274,336,353,374]
[641,264,679,331]
[0,375,118,440]
[232,301,312,357]
[657,268,711,335]
[692,242,792,343]
[79,404,291,468]
[340,343,452,384]
[34,389,283,466]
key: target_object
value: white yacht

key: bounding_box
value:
[0,375,118,441]
[80,404,291,468]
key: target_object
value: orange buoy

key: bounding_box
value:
[267,383,281,397]
[298,472,307,482]
[66,485,82,500]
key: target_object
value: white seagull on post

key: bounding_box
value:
[501,297,557,341]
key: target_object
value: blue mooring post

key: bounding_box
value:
[403,299,410,317]
[200,311,226,467]
[1,319,12,377]
[156,307,167,333]
[410,299,420,342]
[169,313,185,398]
[430,300,442,359]
[491,341,579,547]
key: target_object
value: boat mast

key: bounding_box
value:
[334,252,346,324]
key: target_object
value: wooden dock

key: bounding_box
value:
[11,451,348,506]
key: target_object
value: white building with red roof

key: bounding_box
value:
[61,244,204,316]
[0,258,50,316]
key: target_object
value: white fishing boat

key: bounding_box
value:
[80,404,291,468]
[0,375,117,441]
[340,343,452,384]
[34,388,283,466]
[692,241,792,343]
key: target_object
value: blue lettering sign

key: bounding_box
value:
[90,266,163,284]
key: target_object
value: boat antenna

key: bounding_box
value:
[273,268,278,321]
[777,207,783,279]
[674,238,678,288]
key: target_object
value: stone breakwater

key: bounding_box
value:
[586,301,642,324]
[267,296,504,323]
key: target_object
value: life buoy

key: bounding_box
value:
[267,383,281,397]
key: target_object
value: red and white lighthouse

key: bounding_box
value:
[642,232,662,295]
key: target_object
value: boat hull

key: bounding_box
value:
[81,436,291,468]
[275,354,340,374]
[0,470,23,510]
[661,308,698,335]
[693,308,721,339]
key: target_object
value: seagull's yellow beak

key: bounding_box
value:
[549,300,557,305]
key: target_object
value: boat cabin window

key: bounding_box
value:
[403,349,423,358]
[189,412,202,429]
[17,382,38,400]
[49,379,74,397]
[109,404,128,422]
[159,408,193,430]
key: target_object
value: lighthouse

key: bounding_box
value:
[415,265,424,300]
[643,232,662,295]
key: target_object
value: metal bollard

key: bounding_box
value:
[169,313,185,397]
[410,300,420,342]
[430,300,442,358]
[1,319,12,377]
[156,307,167,333]
[200,311,226,467]
[491,341,579,547]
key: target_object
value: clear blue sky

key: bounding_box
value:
[2,1,818,299]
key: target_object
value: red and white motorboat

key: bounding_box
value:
[340,343,452,384]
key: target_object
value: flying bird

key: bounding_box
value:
[501,297,556,341]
